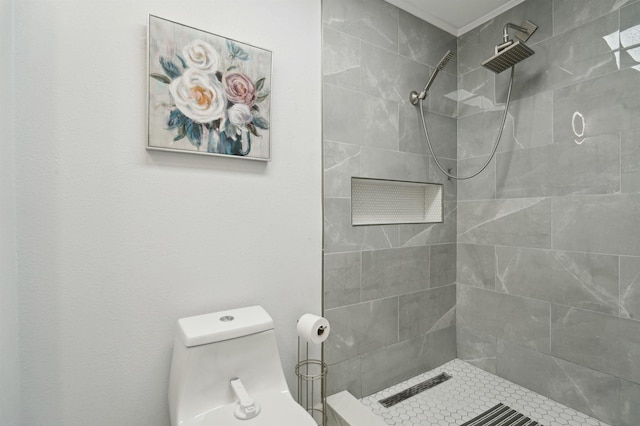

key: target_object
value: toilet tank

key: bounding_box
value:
[168,306,290,426]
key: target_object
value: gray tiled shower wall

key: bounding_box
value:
[456,1,640,426]
[322,0,458,398]
[323,0,640,425]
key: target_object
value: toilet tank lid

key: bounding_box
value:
[177,306,274,347]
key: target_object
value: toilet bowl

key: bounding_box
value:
[168,305,317,426]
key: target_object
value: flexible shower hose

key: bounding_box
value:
[419,66,515,180]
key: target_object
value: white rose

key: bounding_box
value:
[227,104,252,127]
[183,39,220,72]
[169,69,227,123]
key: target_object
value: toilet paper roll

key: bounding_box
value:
[296,314,330,344]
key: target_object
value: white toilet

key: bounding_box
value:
[168,305,317,425]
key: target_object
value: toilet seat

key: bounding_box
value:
[199,391,317,426]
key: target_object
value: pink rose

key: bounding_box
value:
[224,73,257,106]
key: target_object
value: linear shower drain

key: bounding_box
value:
[461,403,544,426]
[378,372,452,408]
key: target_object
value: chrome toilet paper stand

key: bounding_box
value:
[295,336,328,426]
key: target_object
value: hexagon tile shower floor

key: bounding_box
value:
[360,359,607,426]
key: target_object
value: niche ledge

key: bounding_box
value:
[351,177,443,226]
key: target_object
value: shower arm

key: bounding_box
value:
[503,23,529,42]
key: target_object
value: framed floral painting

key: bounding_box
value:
[147,15,272,161]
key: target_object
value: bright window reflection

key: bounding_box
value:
[604,25,640,71]
[621,25,640,48]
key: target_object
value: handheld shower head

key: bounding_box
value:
[435,50,454,71]
[410,50,454,105]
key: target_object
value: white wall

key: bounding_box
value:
[0,0,20,424]
[13,1,322,425]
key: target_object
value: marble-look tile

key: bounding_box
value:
[399,284,455,340]
[496,247,619,315]
[622,129,640,193]
[457,0,553,74]
[399,103,456,159]
[456,91,553,160]
[322,0,398,51]
[430,244,456,288]
[326,356,362,398]
[360,42,429,105]
[360,334,432,396]
[620,256,640,320]
[362,326,455,394]
[496,340,622,426]
[553,69,640,142]
[457,155,496,201]
[323,84,399,150]
[457,244,496,289]
[359,147,429,182]
[427,68,457,117]
[324,198,399,253]
[621,379,640,426]
[552,194,640,256]
[553,0,638,35]
[496,90,554,154]
[457,198,551,248]
[496,12,620,101]
[361,246,429,301]
[495,133,620,198]
[456,326,497,374]
[457,284,551,352]
[398,9,457,70]
[398,201,456,247]
[457,67,496,117]
[325,297,398,364]
[324,198,365,253]
[323,27,361,91]
[324,251,361,310]
[457,110,504,160]
[428,157,457,202]
[324,141,361,198]
[551,304,640,383]
[426,326,457,369]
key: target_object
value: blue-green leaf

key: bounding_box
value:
[226,39,249,61]
[150,73,171,84]
[174,125,186,141]
[167,109,187,129]
[225,120,238,140]
[160,57,182,79]
[185,119,203,148]
[255,77,265,92]
[252,115,269,130]
[175,53,187,69]
[256,91,270,103]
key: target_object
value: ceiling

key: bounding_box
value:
[385,0,527,36]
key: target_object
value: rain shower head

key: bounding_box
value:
[481,40,534,73]
[481,20,537,74]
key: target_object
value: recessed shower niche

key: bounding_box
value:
[351,177,443,226]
